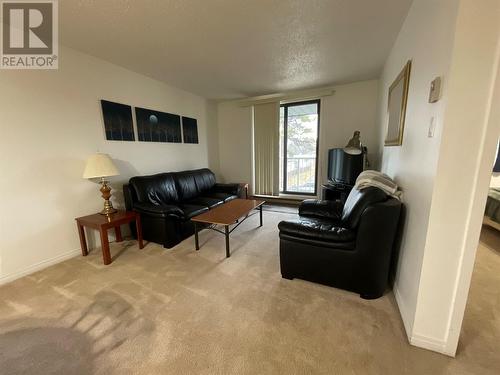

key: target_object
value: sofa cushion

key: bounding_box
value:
[187,197,224,208]
[202,192,238,203]
[129,173,179,205]
[174,171,199,201]
[278,218,356,245]
[341,187,387,228]
[133,202,184,218]
[178,204,209,220]
[175,169,219,201]
[192,168,217,194]
[211,183,240,196]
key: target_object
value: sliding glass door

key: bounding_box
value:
[279,100,320,195]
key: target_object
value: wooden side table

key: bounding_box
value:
[75,210,144,265]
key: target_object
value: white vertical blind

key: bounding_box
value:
[253,102,279,196]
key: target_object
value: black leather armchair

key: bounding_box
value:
[278,187,402,299]
[124,168,244,248]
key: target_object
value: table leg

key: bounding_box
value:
[194,222,199,250]
[99,228,111,265]
[77,223,88,256]
[225,225,230,258]
[114,226,123,242]
[135,214,144,249]
[259,205,263,227]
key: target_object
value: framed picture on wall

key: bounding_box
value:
[100,100,135,141]
[385,60,411,146]
[135,107,182,143]
[182,116,199,144]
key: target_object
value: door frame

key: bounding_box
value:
[445,45,500,355]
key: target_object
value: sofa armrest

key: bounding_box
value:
[133,202,184,218]
[213,183,241,196]
[299,199,344,220]
[123,184,134,211]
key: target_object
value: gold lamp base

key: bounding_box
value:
[99,179,117,216]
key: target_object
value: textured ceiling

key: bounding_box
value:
[59,0,412,99]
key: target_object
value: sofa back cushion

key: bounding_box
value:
[173,169,217,201]
[173,171,199,201]
[129,173,179,205]
[341,187,387,228]
[192,168,216,194]
[128,168,218,205]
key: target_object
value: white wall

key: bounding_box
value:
[217,80,380,194]
[216,102,254,188]
[490,173,500,187]
[377,0,500,355]
[0,46,218,283]
[411,0,500,355]
[377,0,460,338]
[206,99,221,179]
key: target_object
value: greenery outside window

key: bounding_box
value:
[279,100,320,195]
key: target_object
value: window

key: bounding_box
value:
[279,100,320,195]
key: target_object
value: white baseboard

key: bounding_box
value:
[393,284,413,341]
[0,249,81,286]
[410,333,450,356]
[394,285,453,357]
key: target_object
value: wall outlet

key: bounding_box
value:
[428,116,436,138]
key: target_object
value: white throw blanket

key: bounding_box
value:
[354,170,402,200]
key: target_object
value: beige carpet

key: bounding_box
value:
[0,212,498,374]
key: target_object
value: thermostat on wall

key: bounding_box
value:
[429,77,442,103]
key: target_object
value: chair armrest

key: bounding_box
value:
[355,199,403,297]
[213,183,241,196]
[299,199,344,220]
[133,202,183,218]
[278,219,355,243]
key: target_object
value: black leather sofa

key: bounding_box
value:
[124,168,243,248]
[278,186,402,299]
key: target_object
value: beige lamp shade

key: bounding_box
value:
[83,153,119,179]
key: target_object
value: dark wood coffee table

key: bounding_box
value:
[191,198,265,257]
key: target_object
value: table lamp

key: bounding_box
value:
[83,153,120,215]
[344,130,363,155]
[344,130,370,167]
